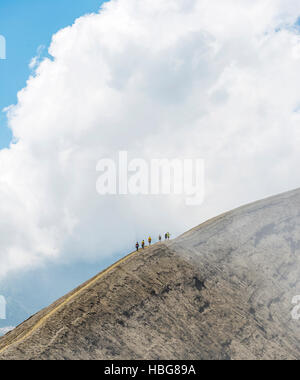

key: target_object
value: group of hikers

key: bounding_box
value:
[136,232,170,251]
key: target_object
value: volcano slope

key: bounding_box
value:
[1,189,300,360]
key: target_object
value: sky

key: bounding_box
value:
[1,0,300,330]
[0,0,107,148]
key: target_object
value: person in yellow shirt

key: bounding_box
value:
[148,236,152,246]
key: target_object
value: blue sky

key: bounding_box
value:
[0,0,106,149]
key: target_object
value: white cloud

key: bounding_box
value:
[0,327,14,336]
[1,0,300,279]
[29,45,46,70]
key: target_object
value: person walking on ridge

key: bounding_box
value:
[136,242,140,251]
[148,236,152,246]
[142,240,145,249]
[159,235,162,242]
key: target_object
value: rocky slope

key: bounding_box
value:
[1,188,300,360]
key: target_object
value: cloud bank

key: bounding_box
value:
[1,0,300,279]
[0,327,14,336]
